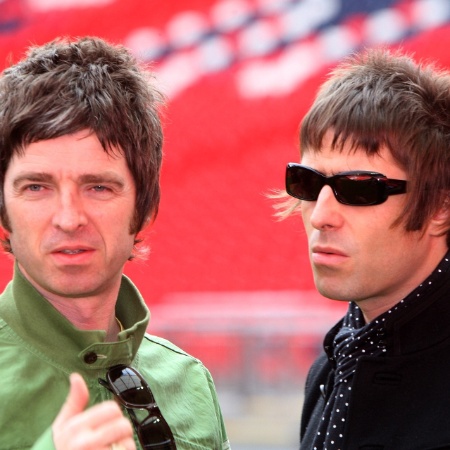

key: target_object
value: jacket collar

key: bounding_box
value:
[0,264,150,374]
[386,251,450,355]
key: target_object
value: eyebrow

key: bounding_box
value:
[12,172,53,189]
[78,173,126,189]
[12,171,126,190]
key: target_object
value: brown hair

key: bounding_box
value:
[282,48,450,245]
[0,36,164,253]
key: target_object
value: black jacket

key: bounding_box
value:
[300,267,450,450]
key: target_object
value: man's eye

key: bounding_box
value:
[27,184,43,191]
[92,185,109,192]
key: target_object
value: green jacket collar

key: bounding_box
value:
[0,264,150,375]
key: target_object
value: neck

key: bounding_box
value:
[359,244,449,323]
[17,264,122,341]
[53,297,121,341]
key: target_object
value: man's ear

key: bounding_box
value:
[0,212,6,233]
[0,223,11,253]
[0,208,10,233]
[0,212,10,237]
[429,195,450,237]
[0,229,9,245]
[142,215,152,230]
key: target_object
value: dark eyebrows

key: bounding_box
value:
[12,172,54,189]
[11,171,126,190]
[78,173,126,189]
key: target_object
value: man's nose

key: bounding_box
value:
[52,191,88,232]
[309,186,344,231]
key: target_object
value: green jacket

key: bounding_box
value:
[0,266,230,450]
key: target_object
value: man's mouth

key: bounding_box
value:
[59,249,85,255]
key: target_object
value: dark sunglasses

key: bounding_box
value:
[286,163,407,206]
[99,365,177,450]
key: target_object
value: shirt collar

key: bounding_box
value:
[325,250,450,358]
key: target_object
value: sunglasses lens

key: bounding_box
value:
[138,414,176,449]
[334,176,382,205]
[101,365,177,449]
[286,165,324,200]
[286,164,389,206]
[108,366,154,406]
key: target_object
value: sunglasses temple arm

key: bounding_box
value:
[386,180,407,195]
[98,378,113,393]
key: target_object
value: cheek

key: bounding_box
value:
[106,212,136,245]
[300,204,312,226]
[7,208,43,236]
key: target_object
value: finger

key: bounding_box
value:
[123,438,137,450]
[54,401,134,450]
[89,404,133,444]
[69,407,135,449]
[67,399,128,429]
[110,437,136,450]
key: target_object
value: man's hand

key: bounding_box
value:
[52,373,136,450]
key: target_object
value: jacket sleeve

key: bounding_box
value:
[203,365,231,450]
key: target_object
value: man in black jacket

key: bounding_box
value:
[281,49,450,449]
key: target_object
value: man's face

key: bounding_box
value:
[2,130,137,302]
[300,132,445,321]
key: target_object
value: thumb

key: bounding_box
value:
[55,373,90,425]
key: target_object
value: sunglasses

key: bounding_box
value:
[99,365,177,450]
[286,163,407,206]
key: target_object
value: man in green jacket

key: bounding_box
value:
[0,37,230,450]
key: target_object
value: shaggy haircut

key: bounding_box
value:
[0,36,164,253]
[281,48,450,245]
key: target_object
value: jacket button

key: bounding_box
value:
[84,352,98,364]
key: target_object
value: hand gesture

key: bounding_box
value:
[52,373,136,450]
